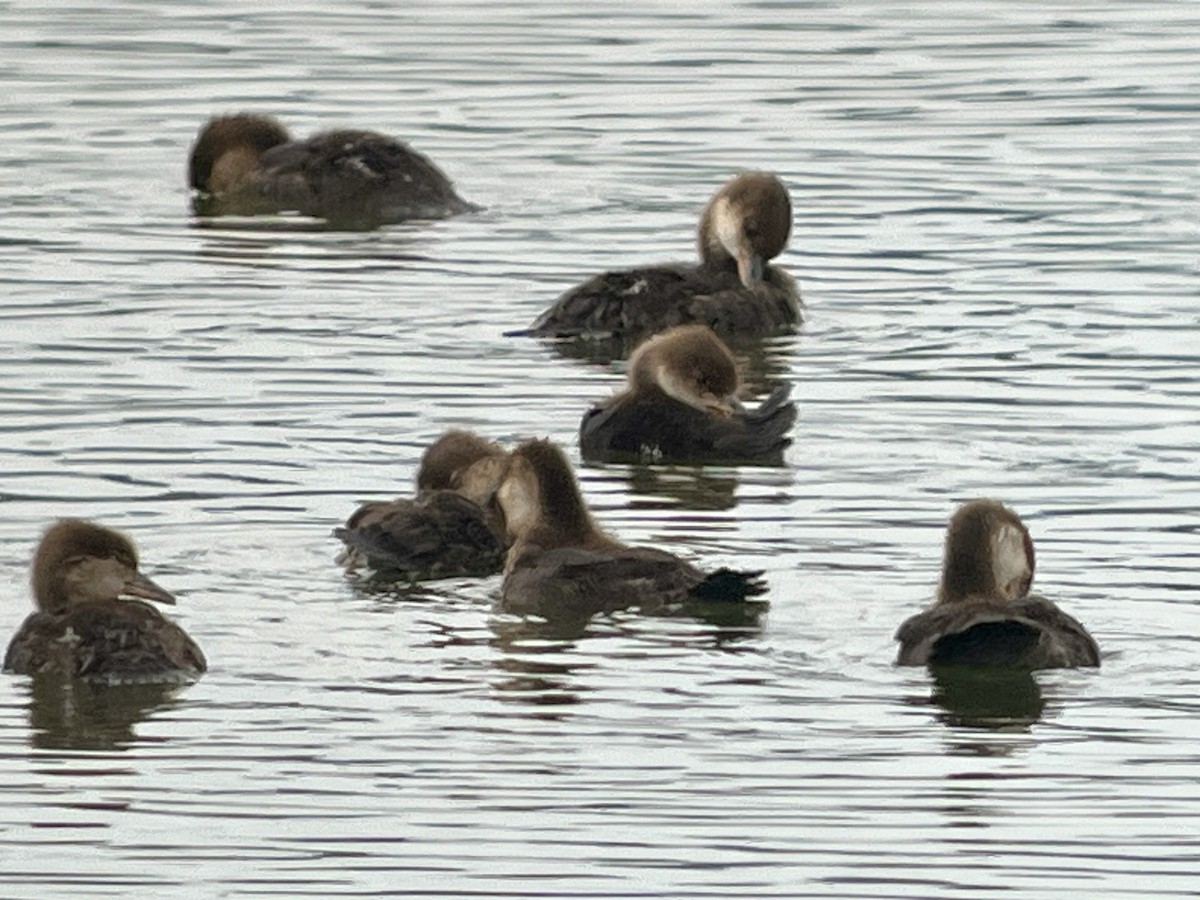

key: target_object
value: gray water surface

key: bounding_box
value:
[2,0,1199,896]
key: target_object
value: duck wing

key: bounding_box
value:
[335,490,505,582]
[895,595,1100,669]
[256,130,472,224]
[580,382,795,465]
[501,545,765,622]
[5,603,206,683]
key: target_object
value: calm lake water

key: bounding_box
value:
[2,0,1199,896]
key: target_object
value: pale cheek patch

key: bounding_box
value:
[992,523,1032,599]
[656,365,710,413]
[712,197,745,260]
[498,475,539,540]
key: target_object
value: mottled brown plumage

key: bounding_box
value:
[896,500,1100,669]
[5,520,206,683]
[497,439,765,621]
[189,113,476,226]
[579,325,795,464]
[511,172,800,347]
[335,430,509,582]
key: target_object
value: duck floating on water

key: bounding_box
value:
[896,500,1100,669]
[495,438,766,622]
[4,520,207,683]
[189,113,476,226]
[579,324,795,464]
[335,429,509,583]
[510,172,800,348]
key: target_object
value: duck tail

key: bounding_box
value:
[689,568,768,602]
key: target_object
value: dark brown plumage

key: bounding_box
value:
[335,430,509,582]
[896,500,1100,669]
[189,113,477,226]
[510,172,800,348]
[5,520,206,684]
[579,325,795,464]
[496,438,766,622]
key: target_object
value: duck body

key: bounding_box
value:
[895,595,1100,668]
[579,324,795,464]
[335,490,506,582]
[4,520,206,684]
[335,430,509,583]
[511,172,800,347]
[521,261,799,347]
[580,381,794,465]
[5,601,206,684]
[189,114,476,226]
[895,500,1100,670]
[496,438,765,622]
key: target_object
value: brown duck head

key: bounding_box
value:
[416,429,507,493]
[627,324,740,417]
[31,519,177,613]
[937,500,1036,604]
[188,113,291,194]
[697,171,792,288]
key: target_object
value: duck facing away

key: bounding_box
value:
[4,520,207,683]
[335,429,509,583]
[189,113,477,226]
[510,172,800,348]
[495,438,766,622]
[580,324,796,464]
[895,500,1100,669]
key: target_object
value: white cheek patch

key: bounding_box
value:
[498,475,539,540]
[711,196,744,260]
[656,364,707,412]
[992,523,1032,599]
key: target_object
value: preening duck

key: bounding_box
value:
[511,172,800,348]
[335,429,509,582]
[495,438,766,622]
[895,500,1100,669]
[4,520,206,683]
[189,113,476,226]
[579,324,795,464]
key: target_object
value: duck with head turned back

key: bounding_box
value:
[189,113,478,226]
[510,172,800,349]
[335,429,510,583]
[4,520,206,683]
[579,324,795,464]
[495,438,766,623]
[895,500,1100,669]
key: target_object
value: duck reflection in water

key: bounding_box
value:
[493,438,767,627]
[896,500,1100,670]
[580,324,795,466]
[23,675,187,751]
[336,429,510,585]
[4,520,206,684]
[509,172,800,352]
[188,113,477,227]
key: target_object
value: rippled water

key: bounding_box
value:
[2,0,1199,895]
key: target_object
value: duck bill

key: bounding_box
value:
[121,571,177,605]
[737,251,765,288]
[703,396,737,418]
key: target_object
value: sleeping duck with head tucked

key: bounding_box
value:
[188,113,477,226]
[335,429,510,583]
[494,438,766,623]
[4,520,206,683]
[896,500,1100,670]
[580,324,795,464]
[510,171,800,348]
